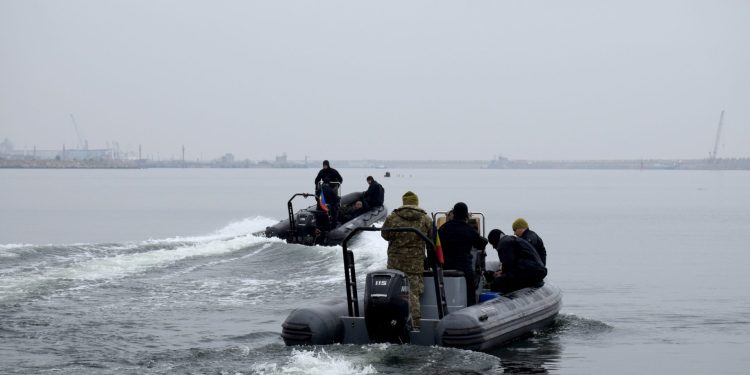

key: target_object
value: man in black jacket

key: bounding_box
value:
[438,202,488,306]
[487,229,547,294]
[314,160,343,195]
[512,218,547,265]
[361,176,384,209]
[318,179,341,228]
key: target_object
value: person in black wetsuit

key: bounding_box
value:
[438,202,488,306]
[340,176,385,222]
[318,178,341,228]
[314,160,343,196]
[487,229,547,294]
[361,176,384,210]
[512,218,547,265]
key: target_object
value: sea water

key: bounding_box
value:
[1,168,749,374]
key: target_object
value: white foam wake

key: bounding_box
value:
[0,217,282,302]
[251,348,377,375]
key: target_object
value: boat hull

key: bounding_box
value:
[264,192,387,246]
[280,282,562,350]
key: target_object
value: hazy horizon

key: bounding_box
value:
[2,0,749,161]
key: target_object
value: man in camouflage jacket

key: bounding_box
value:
[381,191,433,329]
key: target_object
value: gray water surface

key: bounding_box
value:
[1,168,749,374]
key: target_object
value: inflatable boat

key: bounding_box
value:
[281,222,562,351]
[264,191,387,247]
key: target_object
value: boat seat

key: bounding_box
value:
[421,273,467,319]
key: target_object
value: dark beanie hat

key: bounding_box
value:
[488,229,505,247]
[323,160,330,167]
[452,202,469,220]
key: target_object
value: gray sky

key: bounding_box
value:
[1,0,749,161]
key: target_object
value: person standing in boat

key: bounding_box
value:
[314,160,343,196]
[381,191,433,329]
[512,218,547,265]
[438,202,488,306]
[487,229,547,294]
[318,178,341,228]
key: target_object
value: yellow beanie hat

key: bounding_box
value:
[402,191,419,206]
[512,218,529,231]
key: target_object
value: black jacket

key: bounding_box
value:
[362,180,385,209]
[314,168,343,186]
[319,183,340,206]
[438,219,488,273]
[495,236,547,281]
[520,229,547,265]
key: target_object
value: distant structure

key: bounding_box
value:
[709,110,725,163]
[69,114,87,150]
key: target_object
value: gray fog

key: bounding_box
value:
[1,0,748,161]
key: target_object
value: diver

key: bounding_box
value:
[314,160,343,196]
[512,218,547,265]
[318,178,341,228]
[438,202,488,306]
[360,176,385,210]
[487,229,547,294]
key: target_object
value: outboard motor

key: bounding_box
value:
[289,211,319,245]
[364,270,411,343]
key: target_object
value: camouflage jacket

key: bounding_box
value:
[381,205,433,273]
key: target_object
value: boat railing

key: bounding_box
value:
[341,226,448,320]
[286,193,314,243]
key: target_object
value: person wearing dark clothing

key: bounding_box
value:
[438,202,488,306]
[487,229,547,294]
[512,218,547,265]
[361,176,385,209]
[314,160,343,195]
[319,180,341,228]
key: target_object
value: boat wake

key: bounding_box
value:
[0,217,283,303]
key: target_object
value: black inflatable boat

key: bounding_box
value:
[264,191,387,247]
[281,223,562,350]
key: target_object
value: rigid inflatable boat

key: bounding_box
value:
[264,191,387,247]
[281,222,562,351]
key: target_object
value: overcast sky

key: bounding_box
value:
[1,0,748,161]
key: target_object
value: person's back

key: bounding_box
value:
[520,229,546,265]
[513,218,547,265]
[438,203,487,306]
[488,229,547,294]
[381,191,432,329]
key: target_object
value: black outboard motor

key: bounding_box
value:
[364,270,411,343]
[289,210,317,245]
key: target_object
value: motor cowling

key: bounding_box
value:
[288,210,323,245]
[364,270,411,343]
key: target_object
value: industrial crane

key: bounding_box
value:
[709,110,724,163]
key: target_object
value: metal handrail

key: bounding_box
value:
[342,226,448,319]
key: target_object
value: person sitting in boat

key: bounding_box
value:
[438,202,488,306]
[512,218,547,266]
[487,229,547,294]
[360,176,384,210]
[314,160,342,196]
[339,176,386,222]
[347,176,384,217]
[381,191,433,329]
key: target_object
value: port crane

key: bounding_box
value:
[69,114,87,150]
[709,110,724,163]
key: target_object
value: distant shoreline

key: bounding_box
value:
[2,158,750,170]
